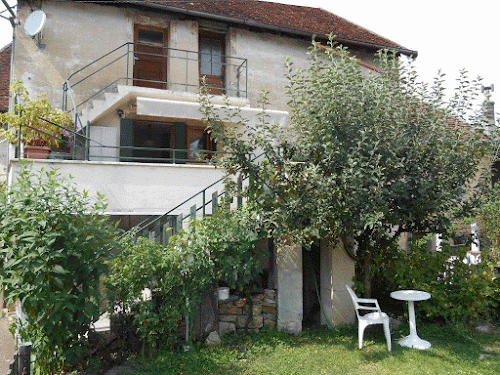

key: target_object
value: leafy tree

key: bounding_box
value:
[184,203,265,293]
[0,163,119,374]
[200,39,493,295]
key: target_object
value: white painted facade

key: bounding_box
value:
[8,159,226,215]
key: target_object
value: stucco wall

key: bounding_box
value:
[13,1,379,114]
[8,159,225,214]
[14,1,132,107]
[228,28,311,111]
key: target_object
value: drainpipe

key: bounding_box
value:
[1,0,18,175]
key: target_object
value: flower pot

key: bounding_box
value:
[23,145,51,159]
[217,287,230,301]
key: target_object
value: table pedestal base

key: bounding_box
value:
[398,335,431,350]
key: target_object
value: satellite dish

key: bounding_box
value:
[24,10,47,38]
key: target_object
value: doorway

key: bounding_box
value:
[133,25,168,89]
[133,121,174,162]
[199,30,225,95]
[303,243,321,328]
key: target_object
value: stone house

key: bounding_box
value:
[0,0,416,334]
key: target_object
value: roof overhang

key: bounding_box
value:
[83,0,418,57]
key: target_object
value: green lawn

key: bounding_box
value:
[130,323,500,375]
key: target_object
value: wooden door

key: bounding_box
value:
[134,26,167,89]
[199,30,225,95]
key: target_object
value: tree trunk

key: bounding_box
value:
[362,264,371,298]
[356,233,373,298]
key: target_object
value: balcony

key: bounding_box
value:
[61,42,248,129]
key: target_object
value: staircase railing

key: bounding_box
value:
[131,176,228,243]
[127,152,263,243]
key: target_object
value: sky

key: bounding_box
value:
[0,0,498,108]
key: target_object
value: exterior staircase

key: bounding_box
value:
[129,173,243,244]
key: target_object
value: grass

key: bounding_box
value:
[128,323,500,375]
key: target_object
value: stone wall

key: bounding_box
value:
[218,290,277,335]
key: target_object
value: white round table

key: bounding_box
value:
[390,290,431,350]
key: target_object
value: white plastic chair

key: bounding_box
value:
[345,284,391,351]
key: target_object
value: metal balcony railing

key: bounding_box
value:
[61,42,248,121]
[13,118,218,164]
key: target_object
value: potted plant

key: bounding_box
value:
[0,80,73,159]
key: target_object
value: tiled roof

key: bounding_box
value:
[0,43,12,112]
[137,0,416,55]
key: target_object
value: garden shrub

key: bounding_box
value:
[106,205,265,350]
[106,236,197,350]
[0,164,119,375]
[376,235,497,325]
[183,204,266,293]
[479,183,500,320]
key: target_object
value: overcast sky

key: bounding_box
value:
[280,0,498,106]
[1,0,498,108]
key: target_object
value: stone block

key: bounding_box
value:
[235,298,247,308]
[264,318,276,329]
[252,294,264,304]
[218,304,241,315]
[219,321,236,336]
[262,313,276,321]
[252,304,262,316]
[248,316,264,329]
[262,304,277,314]
[236,315,249,328]
[264,289,276,301]
[219,315,237,323]
[206,331,221,346]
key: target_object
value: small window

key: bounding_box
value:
[137,29,164,45]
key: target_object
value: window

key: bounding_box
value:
[120,120,214,163]
[133,121,174,162]
[200,38,223,76]
[187,126,214,160]
[137,29,164,45]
